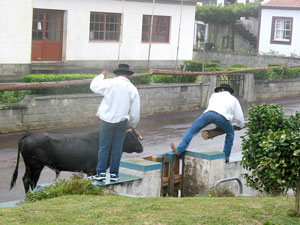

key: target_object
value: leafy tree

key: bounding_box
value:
[195,3,259,51]
[241,104,300,216]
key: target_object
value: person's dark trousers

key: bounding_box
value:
[96,120,128,176]
[176,111,234,158]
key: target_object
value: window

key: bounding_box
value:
[32,10,63,41]
[89,12,121,41]
[271,17,293,45]
[142,15,170,43]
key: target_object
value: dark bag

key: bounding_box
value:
[122,129,143,153]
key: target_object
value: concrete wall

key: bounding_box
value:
[259,8,300,57]
[0,82,203,134]
[207,24,255,53]
[193,51,300,67]
[2,72,300,134]
[182,151,260,197]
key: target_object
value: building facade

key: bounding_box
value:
[0,0,197,76]
[258,0,300,57]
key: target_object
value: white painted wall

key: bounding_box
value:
[33,0,196,61]
[258,8,300,57]
[0,0,32,64]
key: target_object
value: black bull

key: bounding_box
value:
[10,130,143,193]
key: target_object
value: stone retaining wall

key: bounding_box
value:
[0,83,203,134]
[2,74,300,134]
[193,51,300,67]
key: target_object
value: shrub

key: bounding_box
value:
[181,60,218,72]
[21,74,97,82]
[151,74,197,83]
[129,74,151,85]
[230,64,246,68]
[151,75,180,83]
[0,90,31,104]
[242,104,300,215]
[27,174,104,201]
[284,68,300,79]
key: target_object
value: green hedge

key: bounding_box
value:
[21,74,97,82]
[2,63,300,104]
[181,60,218,72]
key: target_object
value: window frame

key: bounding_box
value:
[142,15,171,43]
[270,16,293,45]
[89,12,121,42]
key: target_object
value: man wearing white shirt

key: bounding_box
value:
[171,84,244,163]
[90,64,140,181]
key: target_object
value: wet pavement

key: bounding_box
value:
[1,96,300,204]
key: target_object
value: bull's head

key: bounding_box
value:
[123,130,143,153]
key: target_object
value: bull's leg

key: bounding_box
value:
[22,167,31,193]
[29,165,44,191]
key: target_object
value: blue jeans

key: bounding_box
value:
[176,111,234,158]
[96,120,128,175]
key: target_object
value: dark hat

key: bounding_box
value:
[113,64,134,76]
[214,83,234,94]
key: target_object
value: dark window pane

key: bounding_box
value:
[56,32,61,41]
[38,32,43,40]
[89,12,120,41]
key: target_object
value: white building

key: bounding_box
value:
[0,0,197,76]
[258,0,300,57]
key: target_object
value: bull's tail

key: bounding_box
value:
[10,132,31,190]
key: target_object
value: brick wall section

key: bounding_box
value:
[0,83,203,134]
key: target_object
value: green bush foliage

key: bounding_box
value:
[27,174,104,201]
[241,104,300,215]
[182,60,218,72]
[0,90,31,104]
[2,64,299,104]
[129,74,151,85]
[196,3,259,25]
[21,74,97,82]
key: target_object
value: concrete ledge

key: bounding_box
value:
[120,158,162,172]
[119,158,162,197]
[185,149,225,160]
[92,173,142,186]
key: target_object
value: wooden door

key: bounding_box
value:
[31,9,64,61]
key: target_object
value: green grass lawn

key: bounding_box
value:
[0,195,299,225]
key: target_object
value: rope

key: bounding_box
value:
[175,0,184,70]
[147,0,156,69]
[117,0,125,64]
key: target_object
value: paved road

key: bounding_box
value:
[1,96,300,203]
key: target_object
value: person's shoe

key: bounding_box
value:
[110,174,120,181]
[94,173,106,181]
[170,143,180,156]
[225,158,229,163]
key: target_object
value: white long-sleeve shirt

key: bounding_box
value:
[90,74,140,128]
[204,91,245,128]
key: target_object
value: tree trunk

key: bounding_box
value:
[295,177,300,216]
[229,23,234,52]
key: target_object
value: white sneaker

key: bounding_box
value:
[94,173,106,181]
[110,174,120,181]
